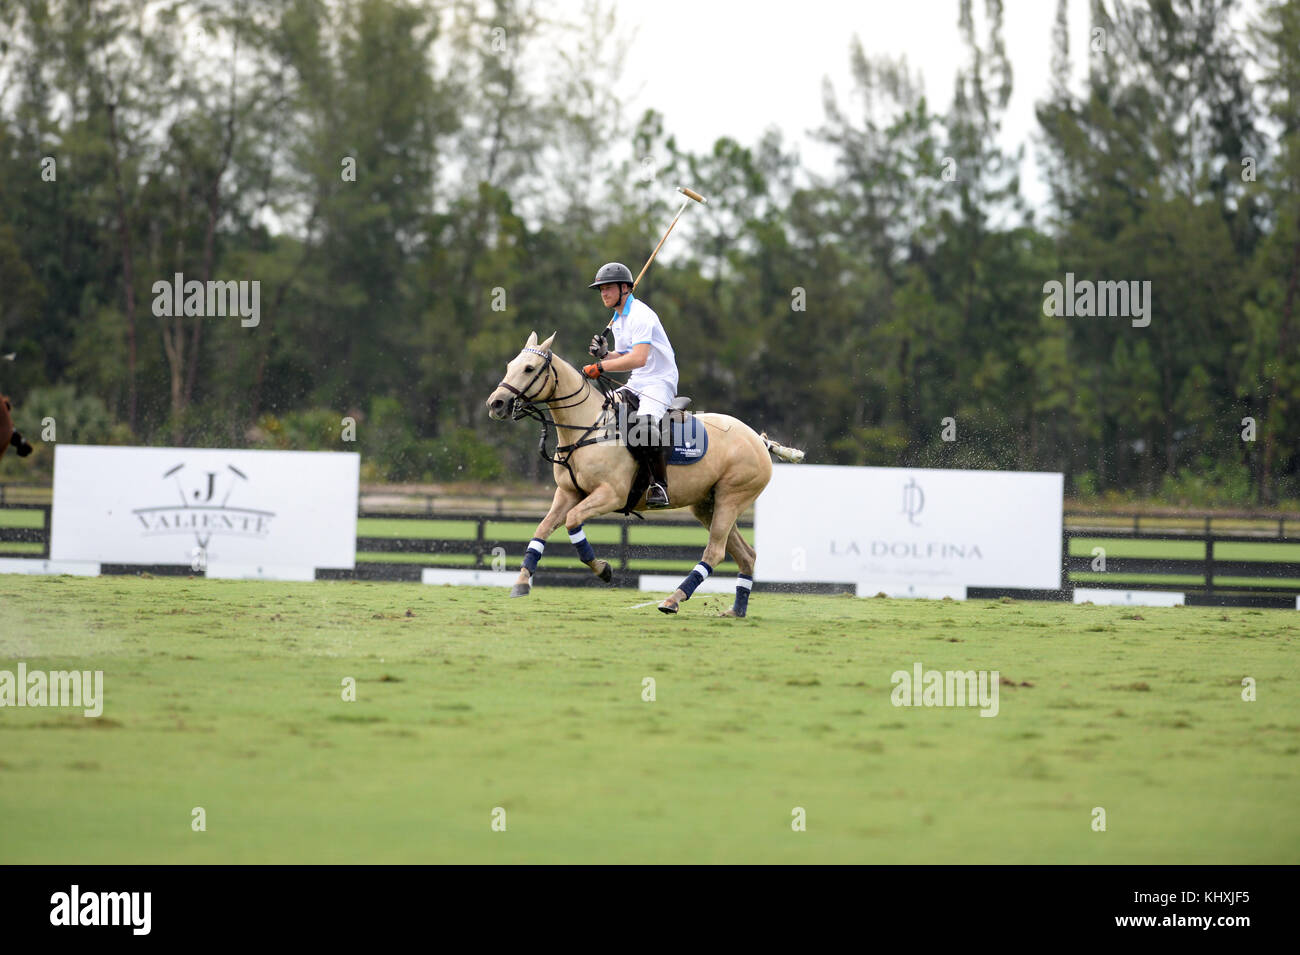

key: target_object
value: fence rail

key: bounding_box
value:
[7,481,1300,530]
[4,501,1300,606]
[355,510,737,572]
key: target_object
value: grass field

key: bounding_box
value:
[0,574,1297,863]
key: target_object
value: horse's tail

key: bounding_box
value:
[760,432,805,464]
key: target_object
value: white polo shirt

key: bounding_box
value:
[611,294,678,394]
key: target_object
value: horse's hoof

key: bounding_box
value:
[509,583,531,598]
[596,560,613,584]
[658,588,686,614]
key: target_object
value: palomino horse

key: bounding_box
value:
[0,394,34,462]
[485,332,802,616]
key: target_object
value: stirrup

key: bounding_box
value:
[645,483,670,508]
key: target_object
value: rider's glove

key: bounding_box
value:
[582,362,604,379]
[589,333,609,359]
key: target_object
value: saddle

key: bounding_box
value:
[612,395,708,516]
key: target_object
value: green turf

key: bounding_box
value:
[0,542,44,555]
[0,509,44,529]
[0,575,1296,863]
[1070,536,1300,560]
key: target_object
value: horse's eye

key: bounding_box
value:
[524,365,534,373]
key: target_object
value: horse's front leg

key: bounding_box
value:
[562,483,624,585]
[510,485,581,597]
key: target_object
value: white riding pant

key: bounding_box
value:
[619,379,675,424]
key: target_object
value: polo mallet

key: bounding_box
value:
[603,186,707,333]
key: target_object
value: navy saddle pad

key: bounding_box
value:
[667,414,708,465]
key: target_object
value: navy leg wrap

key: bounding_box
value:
[734,573,753,615]
[568,525,596,563]
[678,560,713,600]
[521,537,545,575]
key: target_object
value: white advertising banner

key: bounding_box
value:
[755,464,1063,589]
[51,446,359,569]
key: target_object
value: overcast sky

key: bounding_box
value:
[610,0,1092,210]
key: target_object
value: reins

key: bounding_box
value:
[496,348,619,498]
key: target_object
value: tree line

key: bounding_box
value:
[1,0,1298,506]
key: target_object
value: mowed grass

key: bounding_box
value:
[0,575,1297,864]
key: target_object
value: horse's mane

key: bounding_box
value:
[548,350,583,377]
[541,350,598,393]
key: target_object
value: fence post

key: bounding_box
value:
[43,504,52,558]
[1133,513,1139,535]
[1204,517,1214,596]
[476,518,486,569]
[1061,527,1071,599]
[620,522,629,572]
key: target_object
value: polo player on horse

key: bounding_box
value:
[581,262,676,508]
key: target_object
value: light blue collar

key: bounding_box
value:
[612,293,635,322]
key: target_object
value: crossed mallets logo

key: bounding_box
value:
[132,462,275,554]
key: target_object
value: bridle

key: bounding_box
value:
[495,347,618,497]
[496,347,561,415]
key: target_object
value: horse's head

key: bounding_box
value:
[486,330,558,420]
[0,394,34,461]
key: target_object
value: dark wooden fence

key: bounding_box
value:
[1063,521,1300,598]
[0,503,48,552]
[5,502,1300,606]
[352,511,737,571]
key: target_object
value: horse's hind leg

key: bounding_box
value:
[659,490,747,615]
[688,495,714,531]
[688,497,753,617]
[718,522,756,618]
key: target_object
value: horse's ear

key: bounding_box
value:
[525,331,538,348]
[539,331,557,353]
